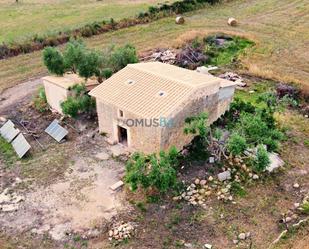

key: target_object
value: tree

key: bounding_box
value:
[109,44,139,72]
[252,145,270,172]
[184,112,209,138]
[63,39,86,73]
[77,50,102,80]
[227,132,247,156]
[43,47,66,76]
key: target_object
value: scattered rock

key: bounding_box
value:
[110,181,124,191]
[293,183,300,189]
[238,233,246,240]
[1,203,19,212]
[108,222,136,242]
[219,72,246,87]
[217,171,231,182]
[266,153,284,172]
[204,244,212,249]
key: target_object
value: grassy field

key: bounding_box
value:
[0,0,174,43]
[0,0,308,94]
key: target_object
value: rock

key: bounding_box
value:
[293,183,300,189]
[217,171,231,182]
[196,66,218,75]
[200,179,207,185]
[1,203,19,212]
[95,151,110,160]
[238,233,246,240]
[253,174,259,180]
[109,230,114,237]
[195,179,200,185]
[184,243,193,248]
[209,157,215,163]
[246,232,251,238]
[294,203,300,208]
[228,17,237,26]
[208,176,214,181]
[266,153,284,172]
[204,244,212,249]
[110,181,124,191]
[233,239,239,244]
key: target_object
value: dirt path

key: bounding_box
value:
[0,78,42,113]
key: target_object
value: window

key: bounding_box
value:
[119,110,124,117]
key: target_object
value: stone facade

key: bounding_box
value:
[96,84,235,154]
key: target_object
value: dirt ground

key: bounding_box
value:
[0,79,130,248]
[0,77,309,248]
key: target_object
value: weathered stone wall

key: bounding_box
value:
[160,88,219,152]
[96,100,161,153]
[43,80,68,114]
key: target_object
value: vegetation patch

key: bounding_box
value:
[0,137,17,166]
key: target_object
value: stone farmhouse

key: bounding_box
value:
[89,62,236,154]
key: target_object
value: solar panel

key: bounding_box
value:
[0,120,20,143]
[45,119,68,143]
[11,133,31,158]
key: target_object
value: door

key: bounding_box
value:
[118,126,128,146]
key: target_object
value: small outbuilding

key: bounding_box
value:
[89,62,236,154]
[42,73,98,113]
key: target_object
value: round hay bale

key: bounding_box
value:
[175,16,185,25]
[228,17,237,26]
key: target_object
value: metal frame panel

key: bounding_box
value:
[45,119,68,143]
[0,120,20,143]
[11,133,31,158]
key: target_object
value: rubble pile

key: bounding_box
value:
[219,72,246,87]
[142,49,177,64]
[108,222,136,242]
[175,46,209,69]
[174,156,262,206]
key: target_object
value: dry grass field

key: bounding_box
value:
[0,0,174,43]
[0,0,308,95]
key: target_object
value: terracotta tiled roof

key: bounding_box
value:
[89,62,233,117]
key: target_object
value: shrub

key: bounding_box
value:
[227,133,247,156]
[43,47,66,75]
[252,145,270,172]
[61,84,96,118]
[77,50,102,80]
[108,44,138,72]
[125,146,179,193]
[33,86,49,112]
[63,39,86,73]
[184,112,209,138]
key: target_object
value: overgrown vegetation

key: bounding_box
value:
[33,86,49,113]
[61,84,96,118]
[0,137,17,166]
[43,39,138,82]
[125,146,180,193]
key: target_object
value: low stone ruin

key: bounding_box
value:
[108,222,136,242]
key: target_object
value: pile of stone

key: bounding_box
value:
[108,222,136,242]
[219,72,246,87]
[175,46,209,69]
[0,188,25,212]
[143,49,177,64]
[174,156,262,206]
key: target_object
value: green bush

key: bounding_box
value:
[77,50,102,80]
[43,47,66,75]
[61,84,96,118]
[63,39,86,73]
[108,44,139,72]
[33,86,48,112]
[252,145,270,172]
[125,146,179,193]
[227,133,248,156]
[184,112,209,138]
